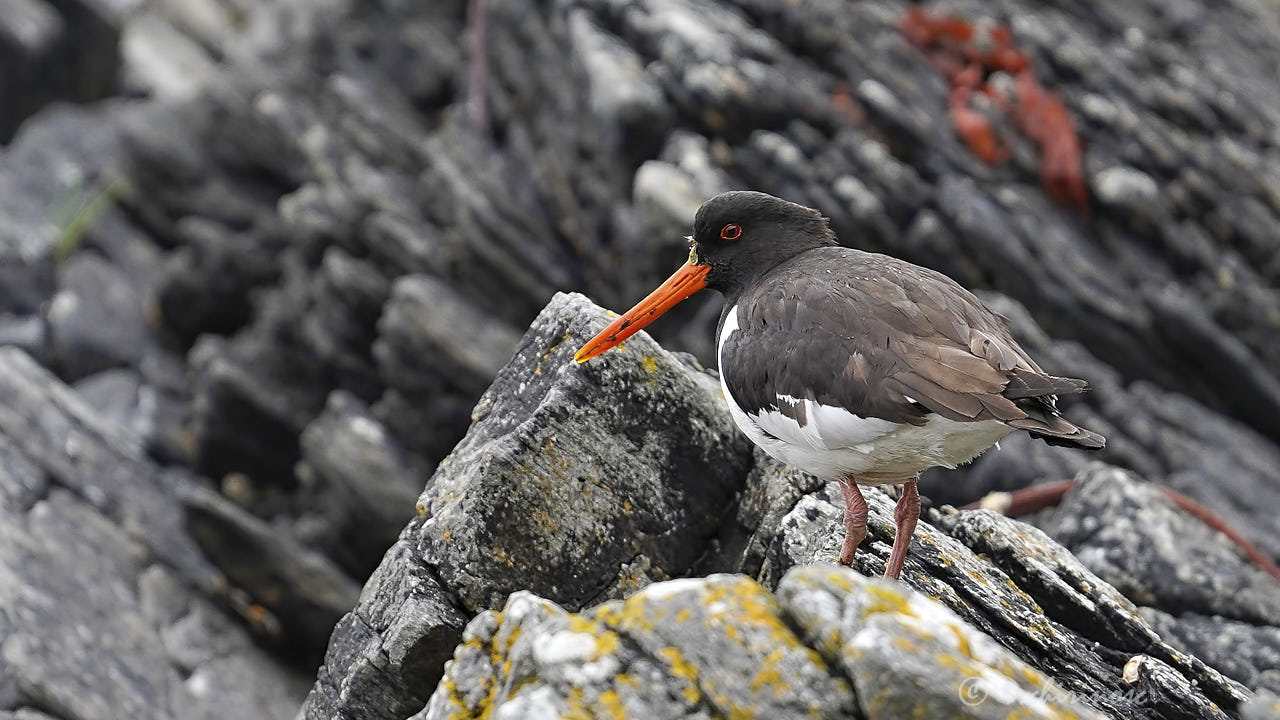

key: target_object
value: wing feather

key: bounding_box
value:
[723,247,1103,450]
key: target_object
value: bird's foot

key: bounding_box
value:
[883,479,920,580]
[838,480,868,566]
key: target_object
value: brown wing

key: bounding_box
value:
[729,247,1104,449]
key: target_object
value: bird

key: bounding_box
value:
[574,191,1104,580]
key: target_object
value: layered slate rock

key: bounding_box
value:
[420,568,1101,720]
[3,0,1280,717]
[761,471,1249,719]
[310,295,1269,720]
[0,348,307,719]
[301,293,752,719]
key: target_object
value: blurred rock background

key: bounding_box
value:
[1,0,1279,718]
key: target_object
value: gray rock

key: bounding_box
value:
[421,573,858,720]
[72,367,190,464]
[419,567,1110,720]
[778,566,1105,719]
[295,390,421,577]
[1142,608,1280,696]
[760,472,1248,716]
[3,0,1280,717]
[1093,165,1166,227]
[301,540,470,720]
[374,274,521,401]
[301,292,752,718]
[417,292,749,613]
[0,102,132,316]
[0,348,305,719]
[0,0,119,142]
[0,313,46,363]
[47,253,150,381]
[1241,691,1280,720]
[0,348,212,584]
[1038,465,1280,625]
[181,481,362,665]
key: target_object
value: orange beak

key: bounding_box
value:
[575,260,711,362]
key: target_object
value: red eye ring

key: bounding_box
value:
[720,223,742,240]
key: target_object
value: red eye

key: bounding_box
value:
[720,223,742,240]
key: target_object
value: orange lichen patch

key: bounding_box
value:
[659,646,703,704]
[749,650,786,695]
[861,583,915,617]
[899,5,1089,213]
[598,689,626,719]
[567,615,623,661]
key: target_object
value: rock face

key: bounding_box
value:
[0,349,309,719]
[336,295,1255,720]
[301,292,752,719]
[2,0,1280,718]
[420,568,1108,720]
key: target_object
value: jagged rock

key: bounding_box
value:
[295,390,421,577]
[47,252,150,381]
[1037,466,1280,625]
[181,483,362,665]
[301,292,752,718]
[0,0,119,142]
[374,274,521,401]
[307,293,1269,720]
[420,573,857,720]
[0,347,306,719]
[418,292,748,613]
[0,348,212,585]
[759,471,1250,718]
[0,102,131,316]
[72,367,190,464]
[778,567,1105,720]
[303,541,470,720]
[2,0,1280,717]
[1141,609,1280,697]
[420,568,1107,720]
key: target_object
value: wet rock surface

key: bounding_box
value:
[1,0,1279,718]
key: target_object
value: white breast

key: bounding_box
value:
[717,304,1012,483]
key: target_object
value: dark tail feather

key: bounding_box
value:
[1008,413,1106,449]
[1004,369,1089,399]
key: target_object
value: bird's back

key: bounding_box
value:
[718,246,1104,457]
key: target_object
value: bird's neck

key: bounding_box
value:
[714,243,834,307]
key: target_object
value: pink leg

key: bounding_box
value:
[884,479,920,580]
[838,479,868,566]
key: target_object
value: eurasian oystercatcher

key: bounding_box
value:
[576,191,1105,579]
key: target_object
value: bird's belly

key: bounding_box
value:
[720,376,1012,483]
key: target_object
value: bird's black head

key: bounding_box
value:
[690,191,837,297]
[574,191,837,363]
